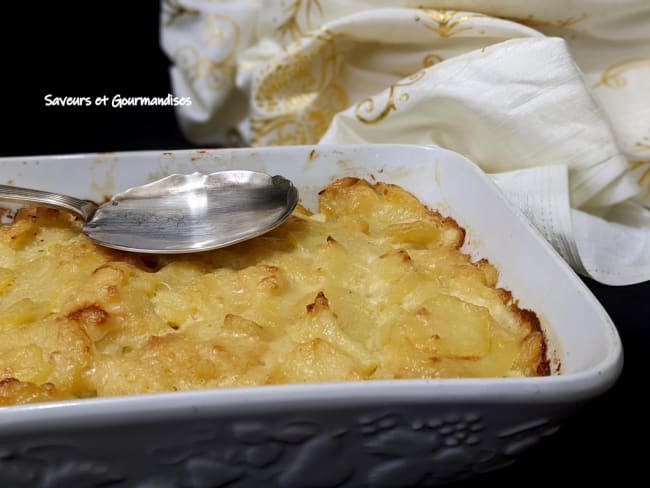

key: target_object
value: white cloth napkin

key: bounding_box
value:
[161,0,650,285]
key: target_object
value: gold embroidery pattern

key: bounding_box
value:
[276,0,323,47]
[632,138,650,196]
[423,53,443,68]
[175,45,231,91]
[254,28,341,114]
[251,31,349,145]
[354,70,427,125]
[630,160,650,197]
[255,58,316,114]
[251,83,348,146]
[201,14,239,48]
[162,0,199,26]
[306,25,337,43]
[174,14,239,92]
[593,58,650,89]
[419,9,483,38]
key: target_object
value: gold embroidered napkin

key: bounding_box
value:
[161,0,650,285]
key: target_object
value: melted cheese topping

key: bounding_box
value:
[0,178,547,406]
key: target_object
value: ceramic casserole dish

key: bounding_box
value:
[0,144,622,487]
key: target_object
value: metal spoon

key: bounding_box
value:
[0,170,298,254]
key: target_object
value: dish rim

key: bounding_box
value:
[0,144,623,419]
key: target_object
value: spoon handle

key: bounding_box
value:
[0,184,98,221]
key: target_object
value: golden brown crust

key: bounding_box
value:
[67,304,109,326]
[306,291,329,313]
[0,378,73,406]
[0,177,549,406]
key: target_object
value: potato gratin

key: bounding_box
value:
[0,178,548,406]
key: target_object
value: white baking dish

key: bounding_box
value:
[0,144,622,487]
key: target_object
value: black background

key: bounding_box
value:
[1,1,648,486]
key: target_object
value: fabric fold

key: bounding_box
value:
[160,0,650,285]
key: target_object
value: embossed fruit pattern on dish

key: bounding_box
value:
[0,410,561,487]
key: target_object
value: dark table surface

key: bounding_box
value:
[2,2,648,486]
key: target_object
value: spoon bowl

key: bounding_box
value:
[0,170,298,253]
